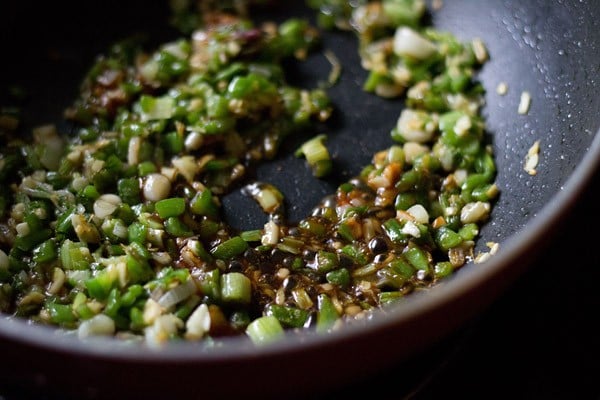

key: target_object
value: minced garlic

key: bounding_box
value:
[524,140,541,175]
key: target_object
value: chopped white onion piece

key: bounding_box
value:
[78,314,116,339]
[152,251,172,265]
[396,109,435,143]
[474,252,491,264]
[160,167,178,182]
[112,222,129,239]
[446,93,481,115]
[185,304,211,340]
[140,60,159,82]
[147,228,165,248]
[403,142,429,164]
[393,27,437,60]
[496,82,508,95]
[11,202,25,220]
[406,204,429,224]
[143,173,171,202]
[47,267,66,295]
[184,131,203,151]
[71,175,89,192]
[488,241,500,255]
[391,64,412,86]
[454,115,472,137]
[90,159,105,174]
[242,182,283,214]
[435,143,455,171]
[15,222,30,237]
[157,279,197,309]
[128,136,141,165]
[145,314,184,347]
[368,175,391,189]
[453,169,468,185]
[172,156,200,183]
[103,259,128,288]
[444,206,458,217]
[143,299,164,325]
[262,220,280,245]
[401,220,421,237]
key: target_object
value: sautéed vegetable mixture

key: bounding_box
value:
[0,0,498,346]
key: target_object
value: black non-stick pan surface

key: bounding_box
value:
[1,1,599,399]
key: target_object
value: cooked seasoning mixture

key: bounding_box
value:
[0,0,497,346]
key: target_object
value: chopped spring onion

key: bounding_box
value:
[220,272,252,304]
[246,315,285,345]
[241,182,284,215]
[393,27,437,60]
[295,134,332,178]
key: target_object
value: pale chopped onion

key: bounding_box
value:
[262,220,280,245]
[460,201,491,223]
[185,304,211,340]
[406,204,429,223]
[93,194,122,219]
[393,27,437,60]
[78,314,116,339]
[143,299,164,325]
[145,314,184,347]
[157,279,197,309]
[401,220,421,237]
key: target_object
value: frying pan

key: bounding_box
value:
[1,0,599,398]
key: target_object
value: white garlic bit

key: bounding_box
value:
[143,173,171,202]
